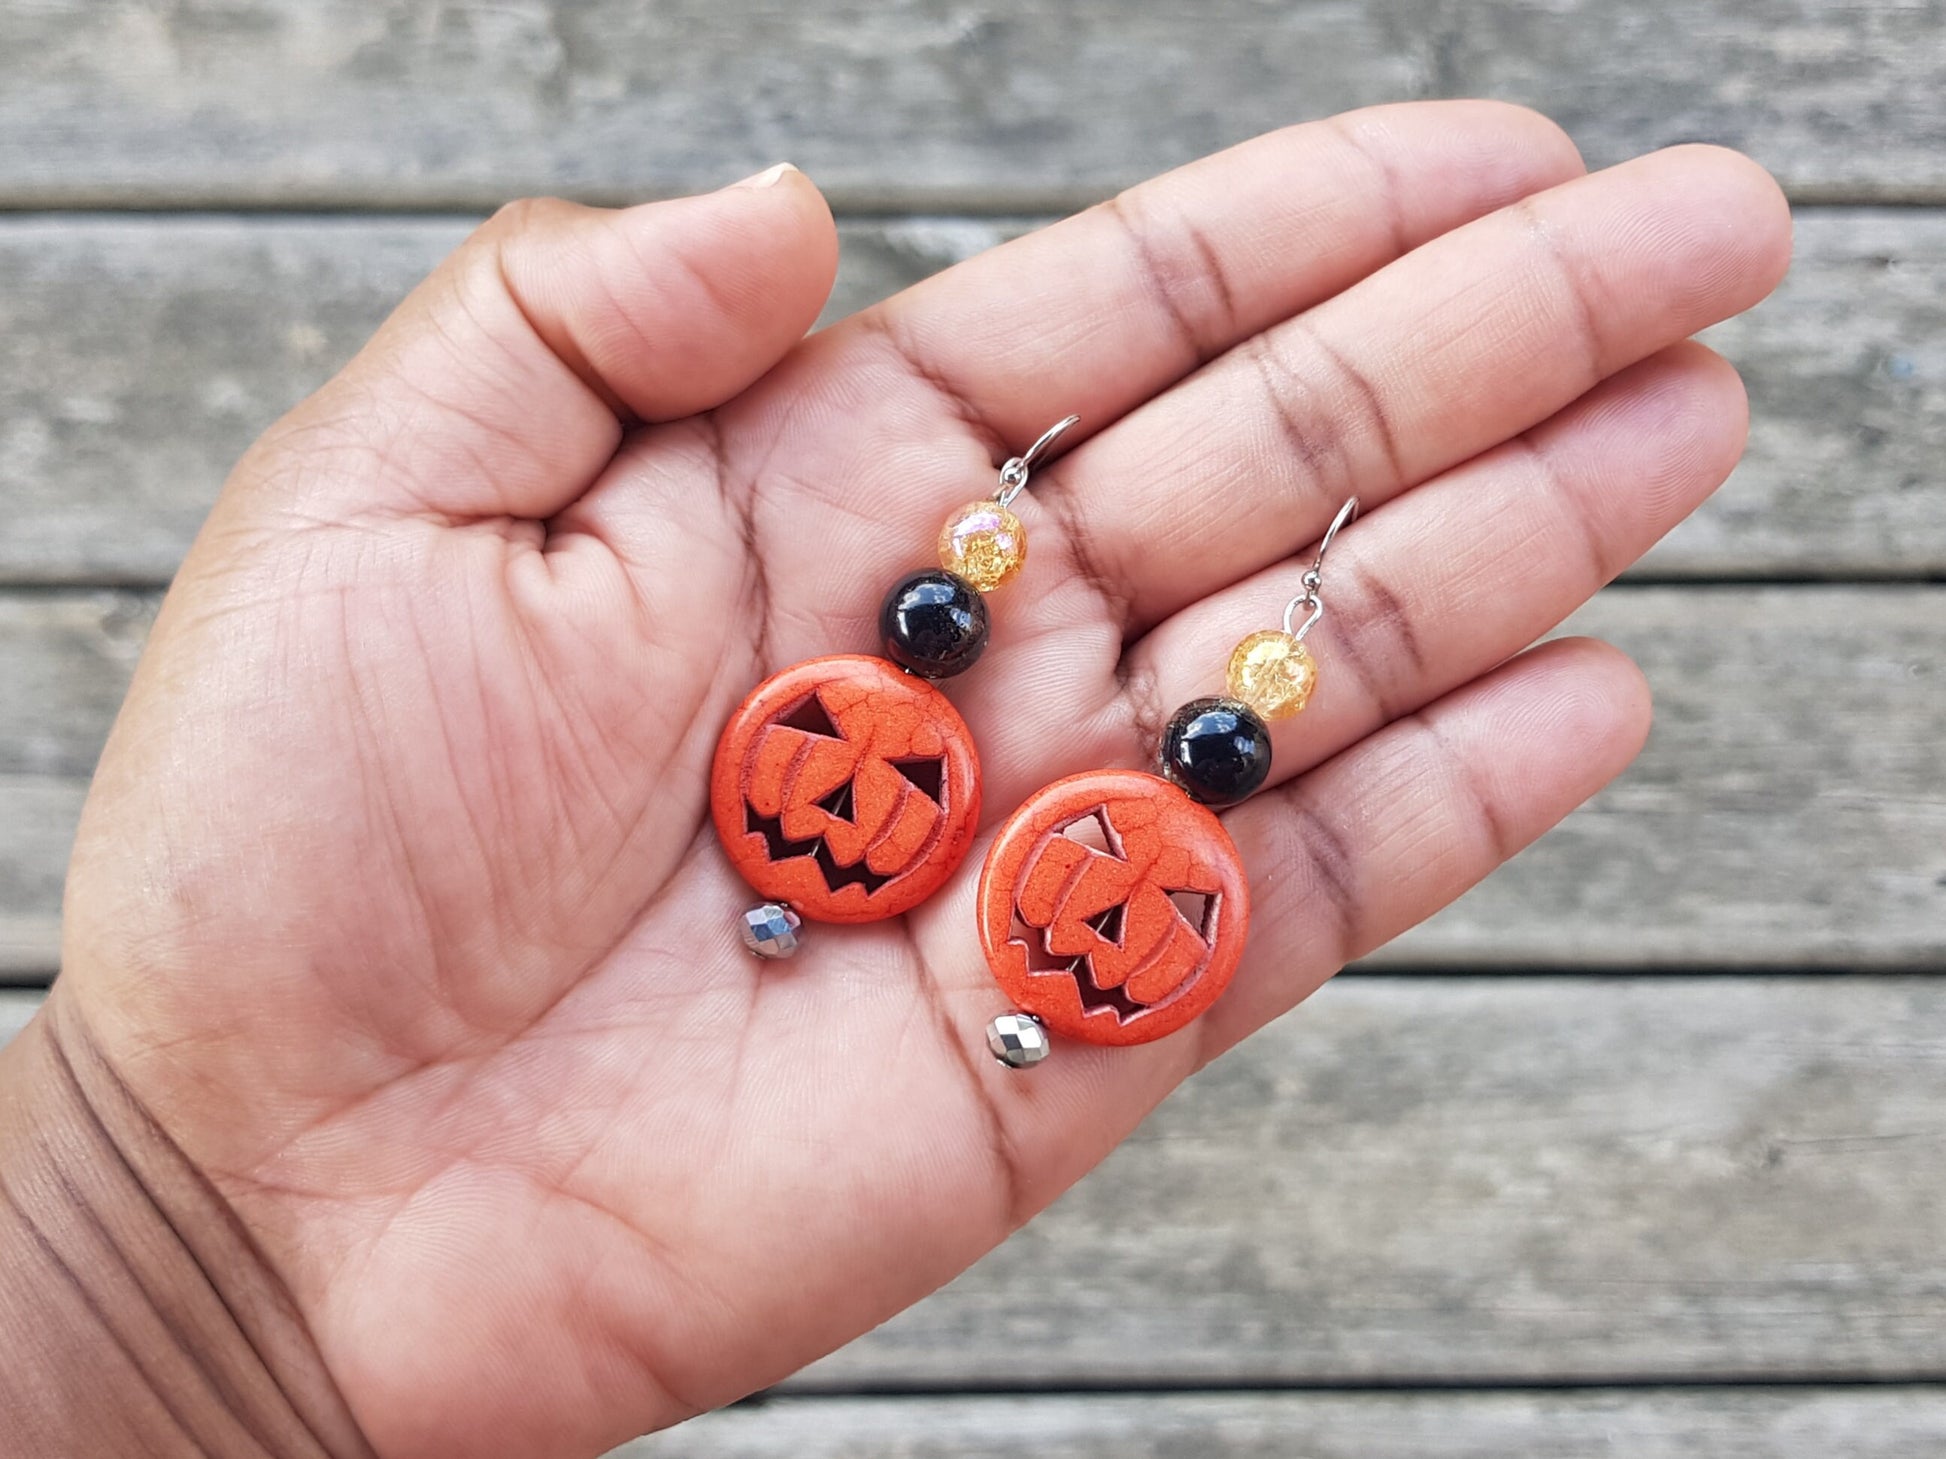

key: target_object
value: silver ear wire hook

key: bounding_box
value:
[1282,497,1359,643]
[995,414,1081,508]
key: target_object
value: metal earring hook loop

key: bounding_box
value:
[1313,495,1359,573]
[1282,497,1359,643]
[995,413,1082,508]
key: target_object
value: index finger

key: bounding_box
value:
[828,101,1585,462]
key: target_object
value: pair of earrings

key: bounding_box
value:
[708,417,1356,1068]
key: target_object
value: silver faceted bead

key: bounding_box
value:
[987,1011,1051,1069]
[740,903,803,959]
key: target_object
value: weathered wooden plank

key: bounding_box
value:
[800,977,1946,1386]
[1385,585,1946,969]
[1686,209,1946,579]
[0,586,1940,979]
[2,979,1943,1386]
[0,2,1941,208]
[2,209,1941,585]
[0,216,472,586]
[619,1389,1946,1458]
[0,593,153,780]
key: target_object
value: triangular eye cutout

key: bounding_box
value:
[1165,889,1219,943]
[745,803,822,864]
[1057,808,1126,860]
[1084,901,1126,946]
[815,780,856,822]
[891,755,945,804]
[776,693,842,739]
[1076,959,1147,1022]
[1011,906,1081,972]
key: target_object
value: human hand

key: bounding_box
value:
[5,103,1789,1459]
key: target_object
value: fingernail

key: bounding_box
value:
[732,162,797,190]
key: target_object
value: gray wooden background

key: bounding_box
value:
[1,3,1942,1455]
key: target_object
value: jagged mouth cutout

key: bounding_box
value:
[1010,807,1220,1023]
[743,690,947,896]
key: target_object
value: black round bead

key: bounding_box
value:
[879,569,989,679]
[1160,697,1273,806]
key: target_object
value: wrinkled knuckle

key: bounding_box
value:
[469,198,590,294]
[1117,657,1169,764]
[1281,791,1360,967]
[1242,332,1343,508]
[1414,714,1515,864]
[481,194,579,243]
[1322,616,1400,728]
[1340,556,1425,682]
[1100,190,1231,364]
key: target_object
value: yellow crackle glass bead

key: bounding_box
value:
[938,499,1027,593]
[1227,630,1317,721]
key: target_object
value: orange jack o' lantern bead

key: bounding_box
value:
[977,768,1250,1046]
[711,655,982,924]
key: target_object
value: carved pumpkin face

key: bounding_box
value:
[712,654,982,923]
[978,768,1250,1045]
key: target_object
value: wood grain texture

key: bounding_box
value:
[618,1389,1946,1458]
[1,586,1939,980]
[1385,585,1946,970]
[0,2,1941,209]
[801,976,1946,1387]
[1688,209,1946,578]
[3,209,1942,585]
[2,978,1943,1386]
[0,216,472,586]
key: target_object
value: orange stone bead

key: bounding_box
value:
[977,768,1250,1046]
[711,655,982,923]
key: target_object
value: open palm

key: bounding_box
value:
[49,104,1789,1459]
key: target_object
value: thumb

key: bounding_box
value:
[238,165,839,522]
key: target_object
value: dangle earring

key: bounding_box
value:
[711,416,1082,957]
[978,499,1360,1067]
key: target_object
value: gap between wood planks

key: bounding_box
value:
[0,186,1945,217]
